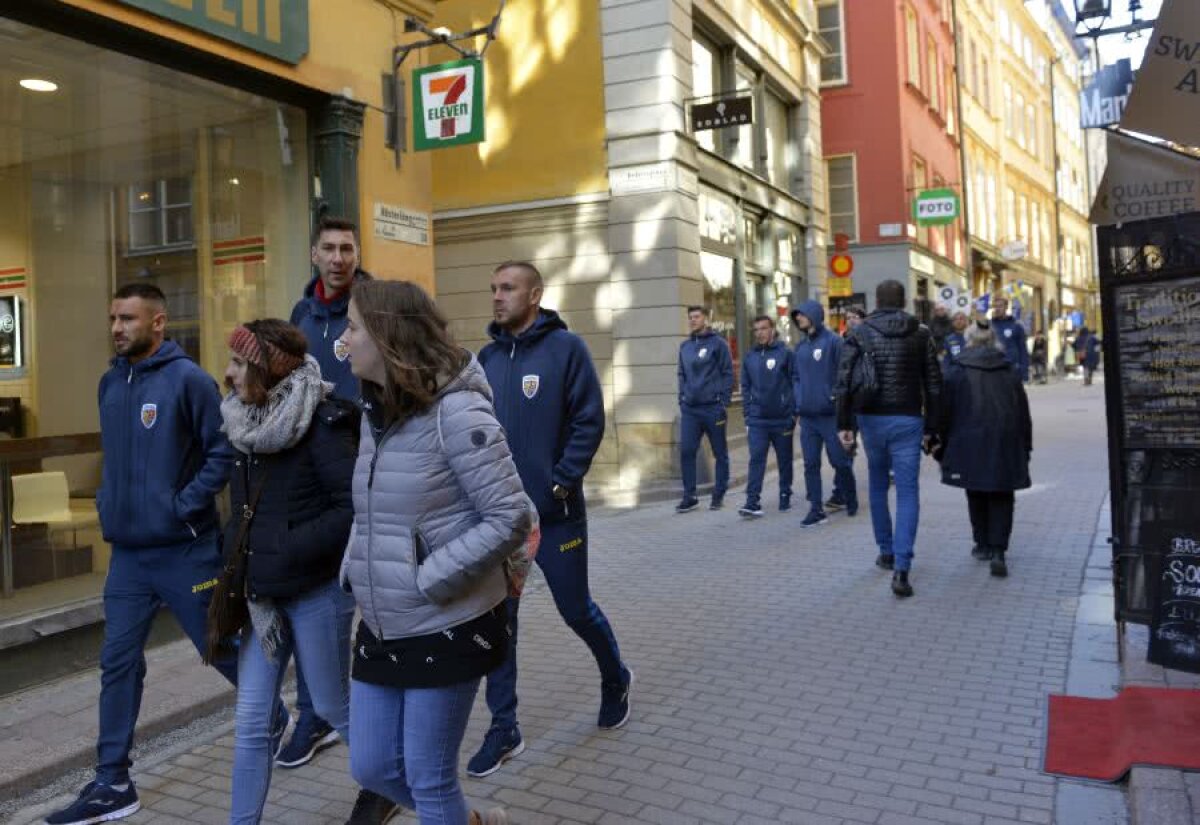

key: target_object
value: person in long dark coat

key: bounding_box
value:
[935,322,1033,578]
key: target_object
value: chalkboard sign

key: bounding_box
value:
[1149,535,1200,673]
[1114,277,1200,448]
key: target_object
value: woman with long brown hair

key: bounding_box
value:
[338,279,530,825]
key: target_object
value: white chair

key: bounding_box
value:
[10,471,94,578]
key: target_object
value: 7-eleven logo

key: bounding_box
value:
[416,60,482,148]
[430,74,467,138]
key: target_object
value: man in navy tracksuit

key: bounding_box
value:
[676,306,734,512]
[47,284,235,825]
[991,295,1029,383]
[469,261,632,778]
[739,315,795,518]
[791,301,857,527]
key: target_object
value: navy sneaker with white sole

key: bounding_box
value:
[44,780,140,825]
[598,667,634,729]
[276,716,340,768]
[467,726,525,777]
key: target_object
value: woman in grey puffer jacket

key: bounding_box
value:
[338,279,529,825]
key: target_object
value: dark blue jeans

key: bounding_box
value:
[484,520,623,731]
[857,414,924,572]
[97,536,237,785]
[679,405,729,498]
[745,424,794,505]
[798,414,857,509]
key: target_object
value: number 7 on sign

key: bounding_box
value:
[429,74,467,139]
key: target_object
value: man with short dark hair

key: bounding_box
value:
[676,305,734,512]
[990,295,1029,383]
[836,279,941,598]
[469,261,632,778]
[738,315,795,518]
[47,285,236,825]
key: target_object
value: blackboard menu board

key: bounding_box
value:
[1115,277,1200,448]
[1149,535,1200,673]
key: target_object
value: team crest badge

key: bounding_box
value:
[1004,328,1013,338]
[813,348,823,362]
[141,403,158,429]
[766,358,777,370]
[522,375,540,399]
[698,347,708,359]
[333,338,350,362]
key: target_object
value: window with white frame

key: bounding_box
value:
[128,178,194,253]
[826,155,858,242]
[817,1,847,84]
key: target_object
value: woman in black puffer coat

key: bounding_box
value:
[936,321,1033,578]
[213,319,358,825]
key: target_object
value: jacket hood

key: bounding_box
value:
[110,338,190,372]
[956,345,1012,371]
[437,354,493,404]
[301,268,373,300]
[754,337,789,353]
[487,308,568,346]
[690,327,721,341]
[865,309,920,337]
[790,300,825,333]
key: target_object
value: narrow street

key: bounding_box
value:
[10,379,1119,825]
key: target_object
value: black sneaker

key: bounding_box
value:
[779,494,792,512]
[824,497,846,512]
[276,715,340,768]
[45,780,140,824]
[738,502,764,518]
[971,544,990,560]
[709,494,724,511]
[875,554,895,570]
[891,571,914,598]
[800,510,828,528]
[845,499,859,517]
[598,667,634,729]
[990,554,1009,578]
[466,726,525,777]
[675,496,700,514]
[345,788,400,824]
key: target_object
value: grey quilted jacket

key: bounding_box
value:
[340,356,532,640]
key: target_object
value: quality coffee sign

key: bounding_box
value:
[1090,131,1200,226]
[1120,0,1200,147]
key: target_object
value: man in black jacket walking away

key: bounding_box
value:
[836,280,941,597]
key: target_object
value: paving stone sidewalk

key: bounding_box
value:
[9,380,1140,824]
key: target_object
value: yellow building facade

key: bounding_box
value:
[0,0,437,633]
[429,0,827,498]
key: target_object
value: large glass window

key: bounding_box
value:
[0,22,310,618]
[905,7,921,89]
[826,155,858,242]
[763,91,791,191]
[732,60,756,171]
[817,1,847,84]
[691,36,719,154]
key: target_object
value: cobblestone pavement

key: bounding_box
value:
[12,379,1120,825]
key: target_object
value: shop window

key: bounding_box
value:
[826,155,858,242]
[699,251,738,384]
[817,1,847,85]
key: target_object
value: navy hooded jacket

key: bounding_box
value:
[677,329,734,408]
[991,315,1029,382]
[290,269,372,401]
[943,331,966,371]
[741,338,795,430]
[790,300,843,418]
[97,340,234,548]
[479,309,605,526]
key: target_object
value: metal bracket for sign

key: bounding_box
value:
[384,0,505,168]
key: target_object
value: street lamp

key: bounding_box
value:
[1073,0,1153,39]
[1075,0,1111,23]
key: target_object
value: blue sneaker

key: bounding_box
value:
[675,496,700,513]
[276,714,339,768]
[800,510,828,528]
[45,780,140,824]
[738,501,764,518]
[467,725,525,777]
[598,667,634,729]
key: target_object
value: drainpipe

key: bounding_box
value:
[950,0,972,291]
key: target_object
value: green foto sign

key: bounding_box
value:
[412,59,485,151]
[914,188,961,226]
[114,0,309,64]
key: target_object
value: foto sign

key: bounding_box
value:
[914,188,960,226]
[114,0,309,64]
[413,59,485,151]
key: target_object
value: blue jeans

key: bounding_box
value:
[857,414,924,572]
[679,405,729,498]
[799,414,856,509]
[485,520,623,731]
[97,536,237,785]
[230,581,355,824]
[350,677,480,824]
[745,424,794,504]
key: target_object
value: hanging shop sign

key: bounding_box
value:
[1081,58,1135,129]
[114,0,309,64]
[1091,131,1200,226]
[1000,239,1029,261]
[1119,0,1200,148]
[690,96,753,133]
[412,58,485,151]
[913,188,961,227]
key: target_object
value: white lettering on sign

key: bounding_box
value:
[373,203,430,246]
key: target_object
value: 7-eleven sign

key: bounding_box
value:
[412,58,485,151]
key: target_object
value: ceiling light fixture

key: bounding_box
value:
[19,78,58,92]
